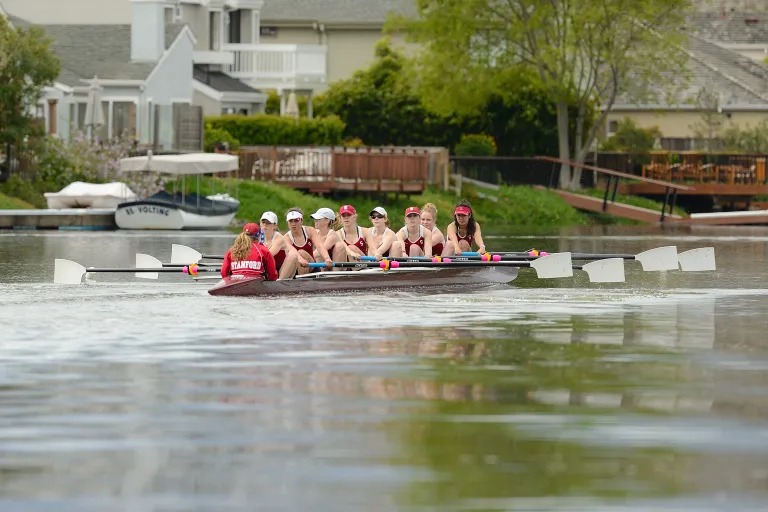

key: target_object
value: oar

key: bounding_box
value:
[171,244,223,264]
[54,258,220,284]
[136,253,218,269]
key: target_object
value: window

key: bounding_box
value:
[607,120,618,136]
[113,102,135,138]
[228,9,241,44]
[164,6,175,24]
[260,26,277,37]
[209,11,221,50]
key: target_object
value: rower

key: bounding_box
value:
[368,206,396,260]
[445,200,486,256]
[309,207,346,268]
[285,207,333,275]
[259,210,299,280]
[391,206,433,258]
[220,223,278,281]
[420,202,448,256]
[337,204,369,261]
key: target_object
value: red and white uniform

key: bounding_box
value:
[401,225,425,254]
[267,232,287,269]
[221,243,278,281]
[288,227,314,259]
[431,228,444,255]
[456,227,474,248]
[342,226,368,254]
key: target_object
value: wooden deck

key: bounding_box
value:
[545,188,685,223]
[228,146,436,195]
[617,183,768,196]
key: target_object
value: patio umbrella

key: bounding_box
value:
[84,75,105,140]
[283,92,299,120]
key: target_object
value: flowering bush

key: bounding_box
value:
[31,132,163,197]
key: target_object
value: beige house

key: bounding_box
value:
[605,11,768,150]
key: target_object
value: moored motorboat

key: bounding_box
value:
[206,266,520,297]
[114,152,240,230]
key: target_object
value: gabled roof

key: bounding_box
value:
[193,66,262,94]
[689,12,768,45]
[2,9,191,86]
[260,0,416,24]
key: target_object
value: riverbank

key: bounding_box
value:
[0,192,34,210]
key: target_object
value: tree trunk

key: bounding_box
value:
[556,100,572,189]
[569,102,586,189]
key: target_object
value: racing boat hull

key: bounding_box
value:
[208,266,519,297]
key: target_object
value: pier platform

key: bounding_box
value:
[0,209,117,230]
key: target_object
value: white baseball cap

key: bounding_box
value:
[369,206,387,217]
[260,211,278,224]
[286,210,303,221]
[310,207,336,221]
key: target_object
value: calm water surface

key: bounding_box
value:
[1,226,768,511]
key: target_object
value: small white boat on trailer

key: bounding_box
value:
[44,181,137,209]
[114,152,240,230]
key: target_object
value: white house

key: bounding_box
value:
[0,0,332,130]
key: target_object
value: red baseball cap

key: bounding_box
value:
[405,206,421,216]
[455,205,471,216]
[243,222,260,236]
[339,204,356,215]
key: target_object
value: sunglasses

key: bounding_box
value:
[370,214,384,219]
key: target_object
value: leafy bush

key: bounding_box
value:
[454,134,497,156]
[205,114,345,146]
[600,117,662,152]
[722,120,768,153]
[204,123,240,152]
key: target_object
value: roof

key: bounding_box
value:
[193,66,261,93]
[616,31,768,108]
[260,0,416,24]
[3,12,189,86]
[689,12,768,44]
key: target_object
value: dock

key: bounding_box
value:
[0,209,117,230]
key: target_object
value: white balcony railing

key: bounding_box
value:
[221,44,327,90]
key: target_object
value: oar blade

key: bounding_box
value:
[678,247,716,271]
[135,253,161,279]
[635,246,678,271]
[171,244,202,265]
[54,259,87,284]
[530,252,573,279]
[582,258,625,283]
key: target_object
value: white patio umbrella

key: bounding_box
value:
[283,92,300,120]
[84,75,105,140]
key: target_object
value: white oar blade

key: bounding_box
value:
[135,253,161,279]
[635,246,678,271]
[678,247,716,271]
[171,244,202,265]
[54,259,87,284]
[582,258,625,283]
[530,252,573,279]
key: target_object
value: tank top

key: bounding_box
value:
[370,226,393,257]
[401,225,425,254]
[456,225,474,248]
[431,227,444,256]
[288,226,313,255]
[266,231,286,268]
[341,226,368,254]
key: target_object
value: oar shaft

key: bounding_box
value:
[85,267,221,273]
[310,260,535,269]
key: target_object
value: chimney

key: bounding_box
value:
[131,0,166,62]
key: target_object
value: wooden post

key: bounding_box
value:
[47,99,58,135]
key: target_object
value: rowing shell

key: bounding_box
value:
[207,266,519,297]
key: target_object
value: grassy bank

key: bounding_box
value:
[0,192,34,209]
[201,179,589,230]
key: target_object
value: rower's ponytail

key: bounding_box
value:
[231,232,253,261]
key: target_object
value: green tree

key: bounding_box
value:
[388,0,691,189]
[0,16,61,147]
[689,87,726,152]
[601,117,662,153]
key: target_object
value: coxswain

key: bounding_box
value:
[367,206,396,260]
[285,207,333,275]
[259,210,299,280]
[336,204,369,261]
[420,202,447,256]
[445,200,486,256]
[309,207,346,267]
[391,206,432,258]
[220,223,278,280]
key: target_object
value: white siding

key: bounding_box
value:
[0,0,129,24]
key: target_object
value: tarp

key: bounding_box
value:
[47,181,137,199]
[119,153,239,175]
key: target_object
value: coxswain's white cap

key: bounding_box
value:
[260,211,278,224]
[286,210,303,221]
[310,207,336,221]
